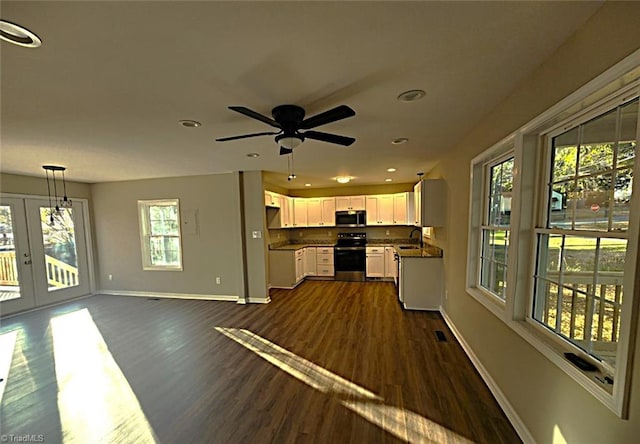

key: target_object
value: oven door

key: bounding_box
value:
[334,247,365,271]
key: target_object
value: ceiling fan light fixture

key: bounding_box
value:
[276,135,303,150]
[336,176,351,184]
[397,89,426,102]
[0,20,41,48]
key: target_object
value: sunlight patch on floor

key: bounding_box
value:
[51,308,157,444]
[215,327,474,444]
[0,330,18,404]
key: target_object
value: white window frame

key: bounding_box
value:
[467,140,517,320]
[138,199,183,271]
[466,50,640,418]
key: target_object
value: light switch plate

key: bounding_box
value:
[252,231,262,239]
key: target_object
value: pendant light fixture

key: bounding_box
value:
[43,165,72,225]
[287,151,296,181]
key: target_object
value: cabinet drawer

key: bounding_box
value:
[316,265,334,276]
[316,253,334,265]
[316,247,334,254]
[366,246,386,254]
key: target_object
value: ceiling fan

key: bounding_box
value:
[215,104,356,155]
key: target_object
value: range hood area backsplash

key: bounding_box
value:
[268,226,421,247]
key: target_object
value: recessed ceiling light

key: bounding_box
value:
[178,119,201,128]
[304,183,312,187]
[246,153,260,158]
[391,138,408,145]
[336,176,351,184]
[0,20,42,48]
[385,178,393,182]
[397,89,426,102]
[387,168,397,172]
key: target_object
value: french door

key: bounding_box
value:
[0,196,91,316]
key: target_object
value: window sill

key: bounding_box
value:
[466,286,506,320]
[508,319,622,417]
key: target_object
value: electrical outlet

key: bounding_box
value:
[216,277,221,285]
[299,231,303,237]
[108,274,113,281]
[386,230,390,236]
[277,233,280,239]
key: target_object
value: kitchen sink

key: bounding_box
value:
[398,245,420,250]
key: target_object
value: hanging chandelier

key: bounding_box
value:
[43,165,72,225]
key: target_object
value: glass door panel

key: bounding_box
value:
[39,207,80,291]
[0,198,36,315]
[26,199,90,305]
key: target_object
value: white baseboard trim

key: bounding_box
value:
[440,309,535,444]
[246,296,271,304]
[96,289,239,302]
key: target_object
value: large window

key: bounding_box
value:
[138,199,183,270]
[467,70,640,417]
[532,98,638,370]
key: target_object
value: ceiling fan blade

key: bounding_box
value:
[299,105,355,130]
[215,131,279,142]
[303,130,355,146]
[229,106,281,128]
[279,146,293,155]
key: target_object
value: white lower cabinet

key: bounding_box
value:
[384,247,396,278]
[304,247,316,276]
[365,246,385,278]
[269,249,305,289]
[316,247,334,276]
[397,255,443,310]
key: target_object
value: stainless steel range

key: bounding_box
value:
[334,232,366,282]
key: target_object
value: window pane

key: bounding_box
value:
[574,174,612,231]
[613,168,633,231]
[39,207,79,290]
[549,184,571,229]
[552,133,578,182]
[480,229,509,300]
[534,233,626,366]
[139,199,182,270]
[487,158,514,226]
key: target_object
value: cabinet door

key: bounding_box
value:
[350,196,366,210]
[335,196,351,211]
[384,247,396,277]
[306,199,322,227]
[281,196,292,228]
[393,193,408,225]
[378,195,394,225]
[366,253,385,277]
[295,250,304,283]
[304,247,316,276]
[293,198,308,227]
[366,196,379,225]
[320,198,336,226]
[413,182,422,226]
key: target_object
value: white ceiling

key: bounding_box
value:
[0,1,603,189]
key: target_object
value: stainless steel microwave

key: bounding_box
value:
[335,210,366,227]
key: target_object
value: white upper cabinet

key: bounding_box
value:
[292,198,308,227]
[393,192,413,225]
[413,179,445,227]
[264,190,281,208]
[335,195,365,211]
[366,195,394,225]
[280,195,293,228]
[307,197,336,227]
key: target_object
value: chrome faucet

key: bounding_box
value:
[409,227,423,249]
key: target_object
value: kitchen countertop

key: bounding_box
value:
[393,244,443,258]
[269,243,334,250]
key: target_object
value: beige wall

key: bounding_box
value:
[1,173,91,199]
[241,171,269,302]
[91,173,246,298]
[436,2,640,442]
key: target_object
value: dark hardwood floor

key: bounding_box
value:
[0,281,521,443]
